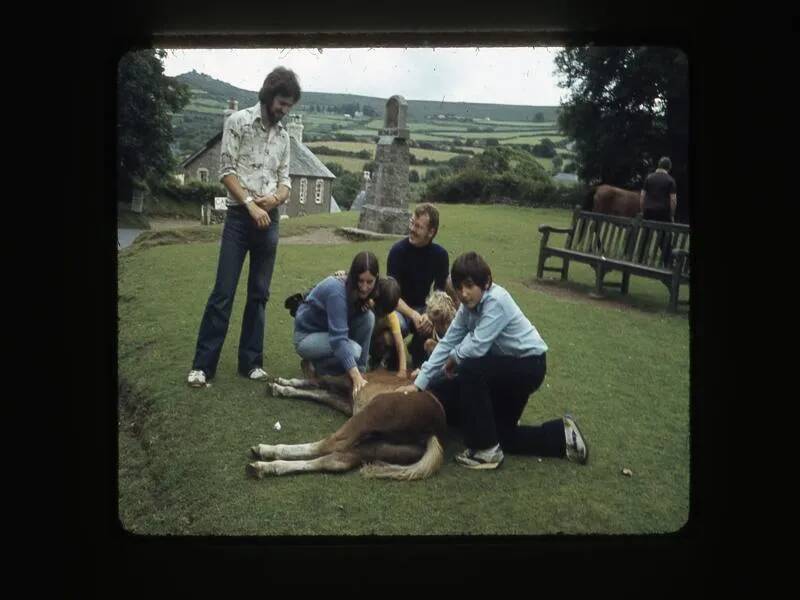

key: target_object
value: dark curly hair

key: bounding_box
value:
[258,66,302,105]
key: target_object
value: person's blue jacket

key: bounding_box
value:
[294,276,358,371]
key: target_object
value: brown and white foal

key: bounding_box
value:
[246,368,446,480]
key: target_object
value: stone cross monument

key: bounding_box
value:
[356,95,412,234]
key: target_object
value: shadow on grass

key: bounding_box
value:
[526,277,689,317]
[118,376,155,443]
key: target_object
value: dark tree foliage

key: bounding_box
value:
[118,49,191,199]
[555,47,689,220]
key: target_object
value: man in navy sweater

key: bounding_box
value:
[386,203,450,369]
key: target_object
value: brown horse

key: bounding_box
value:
[584,184,641,218]
[246,368,447,480]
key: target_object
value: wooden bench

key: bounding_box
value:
[537,207,690,312]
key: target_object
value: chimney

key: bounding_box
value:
[223,98,238,128]
[287,114,304,144]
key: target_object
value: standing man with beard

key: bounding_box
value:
[187,67,300,387]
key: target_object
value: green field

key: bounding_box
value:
[306,141,376,154]
[118,204,690,536]
[185,105,228,115]
[307,142,459,164]
[501,135,567,145]
[315,154,370,174]
[333,129,381,137]
[317,155,430,179]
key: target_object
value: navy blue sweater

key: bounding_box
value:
[387,238,450,308]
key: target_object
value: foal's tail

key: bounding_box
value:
[360,436,444,481]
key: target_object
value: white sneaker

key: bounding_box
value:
[187,369,207,387]
[454,444,505,470]
[248,367,269,381]
[564,414,589,464]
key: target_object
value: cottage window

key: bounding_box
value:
[197,168,209,183]
[299,178,307,204]
[314,179,324,204]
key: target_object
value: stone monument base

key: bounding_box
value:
[357,204,411,235]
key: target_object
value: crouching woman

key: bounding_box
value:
[293,251,379,399]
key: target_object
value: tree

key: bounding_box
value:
[328,167,361,210]
[409,169,420,183]
[117,49,191,201]
[555,47,689,220]
[534,112,545,122]
[531,138,557,158]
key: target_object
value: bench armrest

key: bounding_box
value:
[538,225,573,234]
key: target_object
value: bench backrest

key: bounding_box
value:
[629,218,691,275]
[568,207,690,275]
[567,209,639,261]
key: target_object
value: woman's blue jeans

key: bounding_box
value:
[191,205,279,379]
[293,309,375,376]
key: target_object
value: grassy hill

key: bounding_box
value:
[171,71,565,165]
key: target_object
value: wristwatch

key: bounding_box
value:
[244,196,254,206]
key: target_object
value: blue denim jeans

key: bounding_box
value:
[192,205,279,379]
[293,309,375,376]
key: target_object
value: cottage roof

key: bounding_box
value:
[180,132,335,180]
[288,136,335,179]
[179,132,222,169]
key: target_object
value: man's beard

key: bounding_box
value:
[264,104,283,125]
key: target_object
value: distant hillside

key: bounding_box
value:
[171,70,562,161]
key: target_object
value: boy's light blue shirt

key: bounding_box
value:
[414,283,548,390]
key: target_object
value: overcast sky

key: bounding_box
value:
[160,47,567,107]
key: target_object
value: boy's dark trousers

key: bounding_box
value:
[429,353,565,457]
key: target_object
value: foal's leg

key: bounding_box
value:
[246,451,361,478]
[316,373,353,396]
[272,377,318,388]
[250,439,327,461]
[269,382,353,415]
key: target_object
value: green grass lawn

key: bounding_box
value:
[118,204,690,536]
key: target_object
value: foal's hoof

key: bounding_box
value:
[245,462,263,479]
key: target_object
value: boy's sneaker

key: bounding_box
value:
[455,445,504,470]
[248,367,269,381]
[563,414,589,465]
[187,370,207,387]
